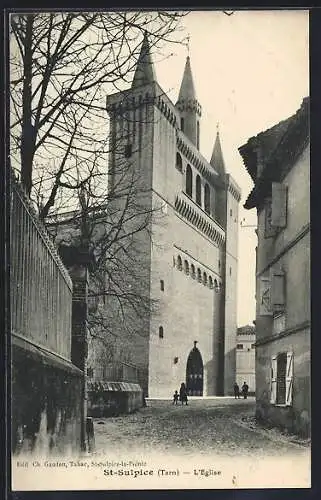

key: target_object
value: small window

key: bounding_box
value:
[159,326,164,339]
[230,208,233,217]
[124,144,132,158]
[197,120,200,150]
[204,183,211,214]
[237,344,243,349]
[160,280,164,291]
[276,352,287,404]
[196,175,201,206]
[174,357,179,364]
[184,260,189,275]
[87,368,94,378]
[209,276,213,289]
[177,255,182,271]
[197,268,202,283]
[186,164,193,197]
[203,272,207,286]
[176,152,183,172]
[229,267,232,276]
[251,344,255,349]
[191,264,196,279]
[181,117,185,132]
[218,260,221,269]
[214,278,218,289]
[271,352,293,406]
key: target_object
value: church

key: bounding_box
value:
[88,33,241,398]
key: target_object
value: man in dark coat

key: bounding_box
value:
[242,382,249,399]
[179,382,188,405]
[233,382,240,399]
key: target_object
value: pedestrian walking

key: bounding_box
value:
[173,390,179,405]
[233,382,240,399]
[179,382,188,405]
[241,381,249,399]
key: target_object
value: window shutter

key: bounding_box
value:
[271,182,287,228]
[259,276,272,316]
[270,269,285,312]
[264,198,277,238]
[285,352,294,406]
[270,355,277,404]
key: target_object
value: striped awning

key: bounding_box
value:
[87,381,142,393]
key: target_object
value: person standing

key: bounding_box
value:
[179,382,188,405]
[233,382,240,399]
[242,381,249,399]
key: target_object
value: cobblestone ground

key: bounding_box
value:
[91,397,310,459]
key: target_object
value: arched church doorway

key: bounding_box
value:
[186,341,204,396]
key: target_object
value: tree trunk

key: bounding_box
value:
[20,16,36,196]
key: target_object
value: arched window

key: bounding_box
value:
[204,183,211,214]
[184,260,189,275]
[160,280,164,291]
[191,264,196,279]
[181,117,185,132]
[209,276,213,289]
[197,121,200,150]
[196,175,201,206]
[203,272,207,286]
[197,268,202,282]
[177,255,182,271]
[186,164,193,197]
[159,326,164,339]
[214,278,218,289]
[176,152,182,172]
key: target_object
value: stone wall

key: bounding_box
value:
[12,341,83,456]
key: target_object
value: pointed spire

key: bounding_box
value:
[177,56,196,103]
[210,127,226,175]
[132,31,156,89]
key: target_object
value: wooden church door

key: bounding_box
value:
[186,341,204,396]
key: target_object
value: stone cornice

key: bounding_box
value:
[174,192,225,247]
[176,130,218,186]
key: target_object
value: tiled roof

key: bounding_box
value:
[239,97,309,210]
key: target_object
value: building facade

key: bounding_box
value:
[236,325,256,395]
[239,97,310,436]
[97,33,241,398]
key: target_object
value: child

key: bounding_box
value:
[173,390,179,405]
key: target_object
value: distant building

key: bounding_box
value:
[236,325,255,395]
[239,97,310,436]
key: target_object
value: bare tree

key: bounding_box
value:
[10,10,186,371]
[10,11,186,215]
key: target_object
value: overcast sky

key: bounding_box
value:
[152,9,309,326]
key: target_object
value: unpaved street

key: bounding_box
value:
[92,397,309,459]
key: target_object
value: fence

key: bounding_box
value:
[90,362,147,387]
[10,173,73,360]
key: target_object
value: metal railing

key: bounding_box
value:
[10,174,73,360]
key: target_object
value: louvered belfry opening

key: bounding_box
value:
[186,342,204,396]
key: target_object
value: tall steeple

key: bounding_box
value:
[177,56,196,102]
[210,126,226,176]
[176,56,202,149]
[132,32,156,89]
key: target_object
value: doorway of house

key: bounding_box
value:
[186,341,204,396]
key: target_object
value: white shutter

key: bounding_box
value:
[270,355,277,404]
[270,268,285,312]
[259,276,272,316]
[271,182,287,228]
[285,352,294,406]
